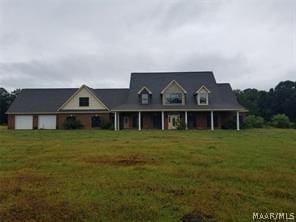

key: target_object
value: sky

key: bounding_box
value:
[0,0,295,91]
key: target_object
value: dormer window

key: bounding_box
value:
[79,97,89,107]
[165,93,182,104]
[141,94,149,104]
[137,86,152,105]
[161,80,187,105]
[196,85,210,105]
[198,89,208,105]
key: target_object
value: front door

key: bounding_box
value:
[168,114,180,129]
[123,116,130,129]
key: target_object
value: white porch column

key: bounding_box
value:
[161,111,164,130]
[114,112,117,131]
[236,111,240,131]
[117,112,120,130]
[211,111,214,131]
[185,111,188,130]
[138,112,141,131]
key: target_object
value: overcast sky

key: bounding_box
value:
[0,0,295,91]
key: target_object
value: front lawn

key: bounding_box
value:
[0,128,295,221]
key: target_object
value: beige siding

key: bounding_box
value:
[62,87,106,110]
[163,82,185,105]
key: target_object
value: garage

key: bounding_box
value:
[38,115,57,129]
[15,115,33,129]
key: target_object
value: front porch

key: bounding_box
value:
[113,111,242,131]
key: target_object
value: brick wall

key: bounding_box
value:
[57,113,111,129]
[7,114,15,129]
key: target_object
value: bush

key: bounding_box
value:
[221,119,236,129]
[100,121,113,130]
[244,115,264,128]
[271,114,290,128]
[289,122,296,129]
[63,117,83,129]
[176,119,186,130]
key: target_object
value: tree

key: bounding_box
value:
[236,80,296,122]
[0,88,20,124]
[272,81,296,121]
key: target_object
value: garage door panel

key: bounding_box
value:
[15,115,33,129]
[38,115,56,129]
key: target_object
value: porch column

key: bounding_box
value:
[114,112,117,131]
[117,112,120,130]
[138,112,141,131]
[211,111,214,131]
[185,111,188,130]
[236,111,240,131]
[161,111,164,130]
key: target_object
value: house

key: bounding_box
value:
[6,71,247,130]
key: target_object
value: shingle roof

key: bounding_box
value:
[6,71,246,113]
[6,88,129,113]
[113,72,246,111]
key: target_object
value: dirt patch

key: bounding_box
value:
[265,188,295,200]
[82,154,155,166]
[181,211,215,222]
[0,172,49,201]
[0,194,86,222]
[0,172,87,221]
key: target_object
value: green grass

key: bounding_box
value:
[0,127,295,221]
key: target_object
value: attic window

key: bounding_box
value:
[165,93,183,104]
[141,94,149,104]
[79,97,89,107]
[197,89,208,105]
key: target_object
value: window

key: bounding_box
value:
[66,116,76,121]
[79,97,89,107]
[141,94,149,104]
[198,89,208,105]
[91,116,101,128]
[165,93,183,104]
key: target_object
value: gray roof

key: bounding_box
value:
[6,71,246,113]
[6,88,129,113]
[113,72,246,111]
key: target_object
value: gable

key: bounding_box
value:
[59,86,108,110]
[196,85,211,94]
[137,86,152,95]
[161,80,187,94]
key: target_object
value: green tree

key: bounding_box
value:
[0,88,20,124]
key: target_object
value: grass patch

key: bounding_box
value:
[0,128,295,221]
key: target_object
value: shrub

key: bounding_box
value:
[244,115,264,128]
[221,119,236,129]
[176,119,186,130]
[100,121,113,130]
[63,117,83,129]
[271,114,290,128]
[289,122,296,129]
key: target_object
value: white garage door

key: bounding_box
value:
[15,115,33,130]
[38,115,57,129]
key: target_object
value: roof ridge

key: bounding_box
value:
[21,88,78,90]
[131,71,213,75]
[217,83,231,85]
[94,88,129,90]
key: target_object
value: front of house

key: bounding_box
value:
[6,72,247,130]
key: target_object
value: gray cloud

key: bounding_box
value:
[0,0,295,91]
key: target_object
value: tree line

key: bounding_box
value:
[0,80,295,126]
[235,80,296,123]
[0,88,21,124]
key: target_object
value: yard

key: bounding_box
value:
[0,127,295,221]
